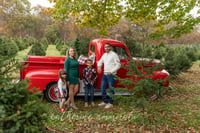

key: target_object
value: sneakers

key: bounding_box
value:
[59,108,66,112]
[98,102,107,107]
[91,102,95,107]
[84,102,95,107]
[84,102,88,107]
[105,103,113,109]
[71,104,79,110]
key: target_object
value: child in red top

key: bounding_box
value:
[82,59,97,107]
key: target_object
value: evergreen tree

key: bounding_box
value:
[114,57,167,128]
[124,37,142,57]
[74,37,80,55]
[40,37,49,51]
[79,38,90,56]
[25,37,37,46]
[55,38,64,51]
[70,37,90,56]
[164,46,192,76]
[143,43,153,58]
[0,39,48,132]
[60,42,70,56]
[28,41,46,56]
[185,46,197,62]
[14,38,27,51]
[0,36,19,56]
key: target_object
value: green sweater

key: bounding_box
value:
[64,57,80,84]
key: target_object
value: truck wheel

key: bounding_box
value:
[45,83,59,103]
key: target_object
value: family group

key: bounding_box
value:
[58,43,121,112]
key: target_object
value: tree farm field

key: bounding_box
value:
[16,45,200,132]
[45,62,200,132]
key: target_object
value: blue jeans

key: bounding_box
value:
[101,74,115,104]
[84,84,94,102]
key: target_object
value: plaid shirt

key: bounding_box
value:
[82,67,97,85]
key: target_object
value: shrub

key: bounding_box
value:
[124,38,142,57]
[0,36,19,56]
[25,37,37,46]
[152,42,167,59]
[184,46,198,62]
[79,38,90,56]
[60,43,70,56]
[164,47,192,76]
[55,39,65,51]
[40,37,49,51]
[0,54,48,133]
[196,51,200,60]
[140,43,196,76]
[54,38,61,45]
[114,58,167,128]
[193,44,200,60]
[70,37,90,56]
[14,38,27,51]
[143,43,153,58]
[73,38,81,55]
[28,41,46,56]
[163,47,176,75]
[174,51,192,72]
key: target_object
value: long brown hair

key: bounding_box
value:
[59,69,67,82]
[66,47,78,59]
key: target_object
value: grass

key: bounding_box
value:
[15,46,32,61]
[44,61,200,132]
[15,45,64,61]
[45,45,64,57]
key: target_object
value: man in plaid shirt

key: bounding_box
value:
[82,59,97,107]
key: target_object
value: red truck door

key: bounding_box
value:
[89,41,131,89]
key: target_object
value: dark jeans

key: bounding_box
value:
[84,84,94,102]
[101,74,115,104]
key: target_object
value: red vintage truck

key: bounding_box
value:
[20,39,169,102]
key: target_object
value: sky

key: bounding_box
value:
[28,0,54,7]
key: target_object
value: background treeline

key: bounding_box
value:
[1,35,200,77]
[1,0,200,45]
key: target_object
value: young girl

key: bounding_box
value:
[58,69,68,112]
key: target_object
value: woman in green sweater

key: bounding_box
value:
[64,47,79,109]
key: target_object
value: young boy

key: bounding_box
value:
[82,59,97,107]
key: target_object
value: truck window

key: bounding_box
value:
[89,44,96,63]
[113,47,128,60]
[90,44,95,53]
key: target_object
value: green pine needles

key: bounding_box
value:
[0,38,48,133]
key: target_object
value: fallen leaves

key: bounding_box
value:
[44,62,200,132]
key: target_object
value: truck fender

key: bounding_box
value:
[24,69,59,92]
